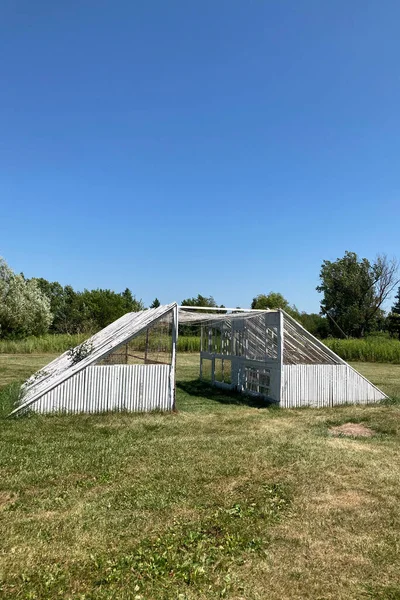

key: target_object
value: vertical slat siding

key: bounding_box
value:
[32,365,171,414]
[281,365,386,408]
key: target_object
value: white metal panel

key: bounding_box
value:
[281,364,387,408]
[30,364,171,414]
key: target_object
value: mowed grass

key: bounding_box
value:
[0,354,400,599]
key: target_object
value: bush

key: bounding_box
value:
[0,258,52,338]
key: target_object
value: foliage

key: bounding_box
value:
[317,251,399,338]
[391,287,400,316]
[251,292,300,319]
[34,278,66,327]
[150,297,161,308]
[297,312,330,338]
[181,294,225,336]
[32,277,144,334]
[80,288,143,330]
[181,294,224,309]
[0,258,53,338]
[387,287,400,340]
[67,340,94,365]
[388,313,400,340]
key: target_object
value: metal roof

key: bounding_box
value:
[10,303,177,416]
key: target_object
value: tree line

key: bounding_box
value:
[0,251,399,339]
[0,258,144,338]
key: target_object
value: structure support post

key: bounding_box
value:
[145,330,149,364]
[169,304,178,410]
[277,310,284,406]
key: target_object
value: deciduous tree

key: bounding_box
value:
[251,292,300,319]
[0,258,52,338]
[317,251,399,337]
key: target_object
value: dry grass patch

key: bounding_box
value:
[0,491,17,512]
[312,489,372,509]
[329,422,375,437]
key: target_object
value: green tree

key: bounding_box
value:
[181,294,220,308]
[391,287,400,316]
[251,292,300,318]
[180,294,225,334]
[0,258,53,338]
[81,289,143,330]
[33,278,67,332]
[150,298,161,308]
[387,287,400,339]
[57,285,90,334]
[317,251,399,337]
[121,288,143,313]
[298,312,330,338]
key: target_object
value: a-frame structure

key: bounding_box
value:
[10,303,178,416]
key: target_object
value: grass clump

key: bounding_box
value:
[0,381,21,418]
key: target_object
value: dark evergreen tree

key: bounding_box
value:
[388,287,400,339]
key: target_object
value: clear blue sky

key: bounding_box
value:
[1,1,399,312]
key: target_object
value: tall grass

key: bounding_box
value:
[0,333,202,355]
[0,333,89,354]
[177,335,201,352]
[325,337,400,363]
[1,333,400,363]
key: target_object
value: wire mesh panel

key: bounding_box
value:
[98,311,174,366]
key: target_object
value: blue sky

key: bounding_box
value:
[1,1,399,312]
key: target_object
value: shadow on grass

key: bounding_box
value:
[176,378,277,409]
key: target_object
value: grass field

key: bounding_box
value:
[0,354,400,599]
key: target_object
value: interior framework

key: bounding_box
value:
[198,311,282,401]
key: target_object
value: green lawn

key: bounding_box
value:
[0,354,400,599]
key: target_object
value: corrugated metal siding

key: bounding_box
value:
[281,365,387,408]
[32,364,171,414]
